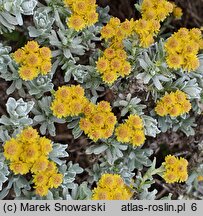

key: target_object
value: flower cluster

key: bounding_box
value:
[92,173,132,200]
[165,28,203,71]
[155,90,191,117]
[134,0,173,48]
[12,41,52,81]
[100,17,134,47]
[64,0,98,31]
[134,19,160,48]
[51,85,88,118]
[115,114,146,147]
[162,155,188,183]
[33,161,63,196]
[3,127,62,196]
[141,0,173,22]
[79,101,117,141]
[96,45,131,84]
[171,2,183,19]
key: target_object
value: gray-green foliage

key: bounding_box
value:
[32,96,65,136]
[0,154,9,191]
[113,93,160,137]
[136,39,175,91]
[0,97,34,135]
[87,145,153,186]
[0,0,37,33]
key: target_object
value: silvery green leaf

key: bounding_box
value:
[0,161,9,191]
[49,143,68,165]
[121,107,129,116]
[93,144,108,155]
[119,100,128,106]
[72,125,83,139]
[39,122,47,135]
[152,76,163,90]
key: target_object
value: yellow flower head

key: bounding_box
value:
[12,41,52,80]
[24,41,39,53]
[165,28,202,71]
[31,156,49,173]
[21,143,40,163]
[48,173,63,188]
[92,173,132,200]
[3,138,22,162]
[39,137,53,156]
[12,48,26,64]
[19,66,39,81]
[35,185,49,197]
[51,85,88,118]
[67,15,86,31]
[64,0,98,31]
[97,46,131,84]
[155,90,191,117]
[115,114,145,147]
[162,155,188,183]
[10,161,31,175]
[79,101,117,141]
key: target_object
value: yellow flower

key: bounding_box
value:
[24,41,39,53]
[165,28,202,71]
[100,25,115,39]
[67,14,86,31]
[197,176,203,182]
[166,53,184,69]
[13,48,26,63]
[173,6,183,19]
[39,47,52,60]
[92,173,132,200]
[10,161,30,175]
[163,170,179,183]
[79,101,117,141]
[19,127,39,142]
[183,55,200,72]
[96,57,109,73]
[164,155,177,168]
[127,114,143,129]
[33,172,49,186]
[162,155,188,183]
[51,85,88,118]
[25,53,41,67]
[3,138,22,161]
[21,143,40,163]
[85,11,98,26]
[102,71,118,84]
[72,1,88,15]
[18,66,39,81]
[115,114,145,147]
[48,173,63,188]
[35,185,49,197]
[39,137,53,155]
[40,61,52,75]
[155,102,168,117]
[12,41,52,80]
[155,90,191,117]
[51,99,68,118]
[131,130,146,147]
[92,188,112,200]
[115,124,132,143]
[104,47,116,59]
[46,161,57,173]
[31,156,49,173]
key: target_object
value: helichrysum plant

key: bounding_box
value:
[0,0,203,200]
[12,41,52,80]
[91,173,133,200]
